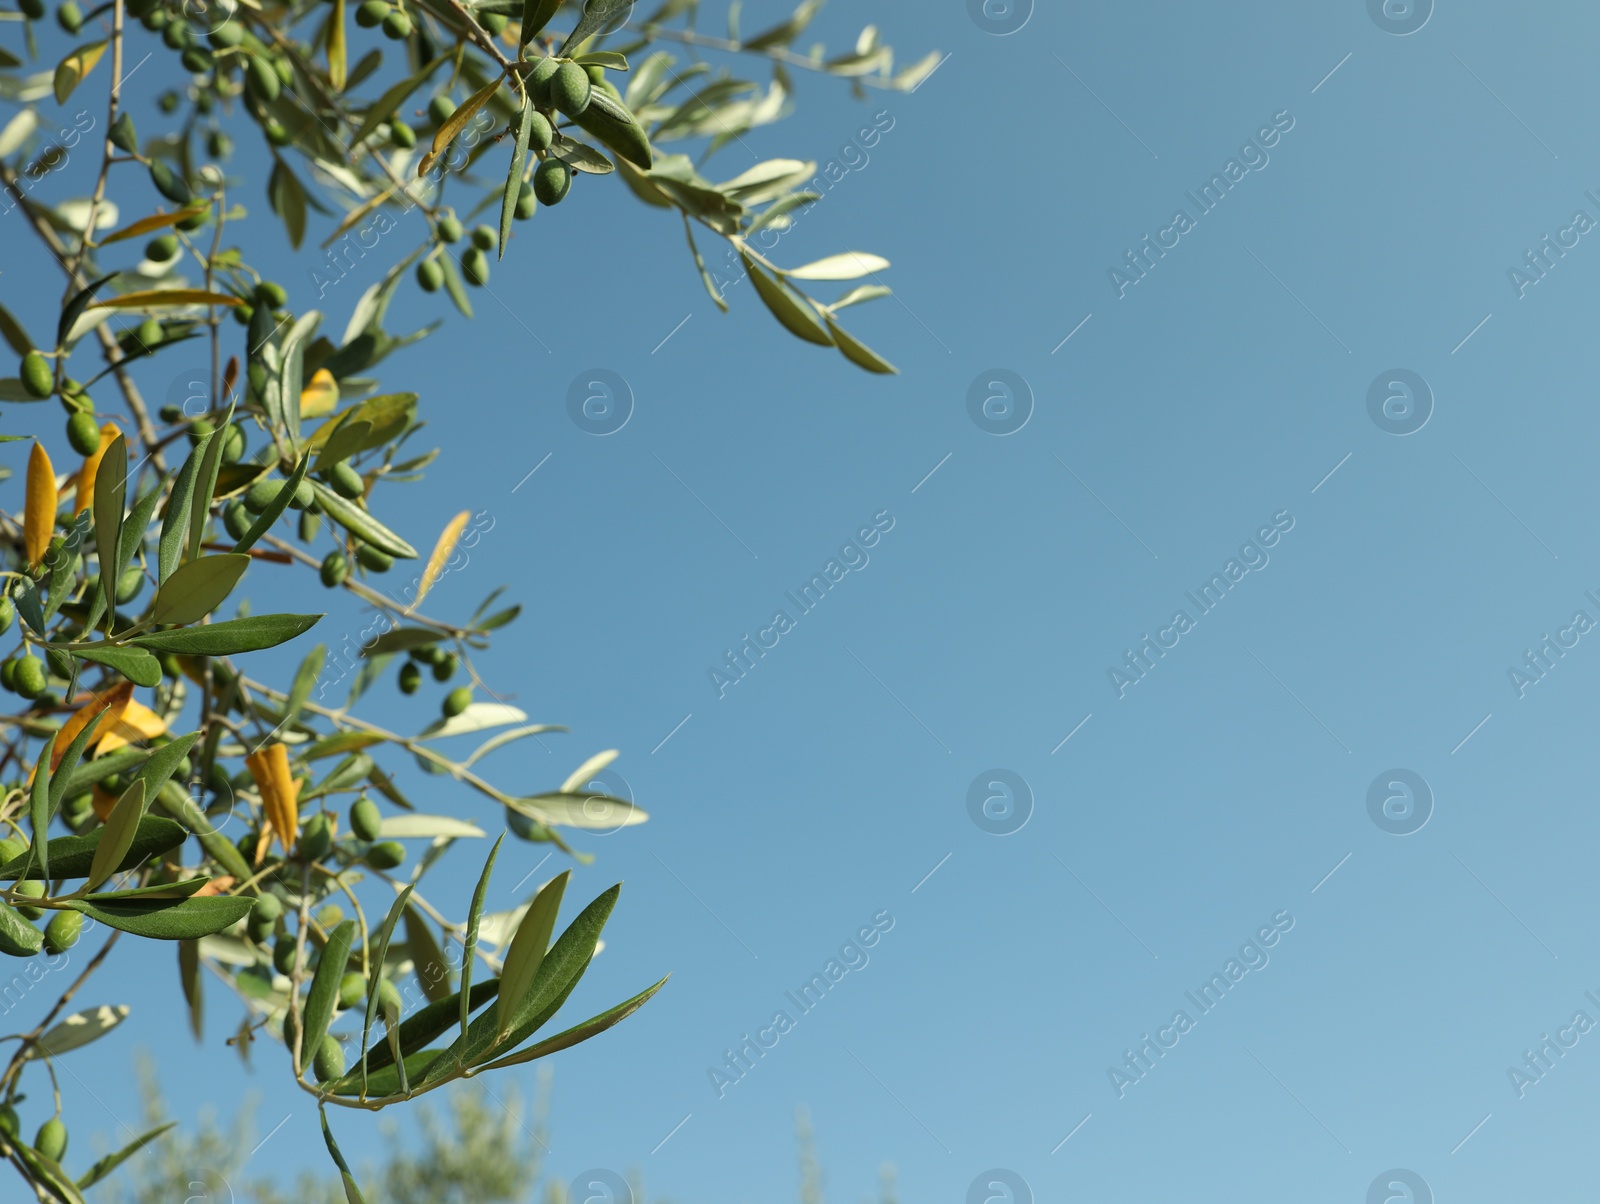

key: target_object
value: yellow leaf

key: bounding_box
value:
[94,697,169,753]
[414,510,470,607]
[24,441,56,568]
[74,423,121,516]
[246,743,299,853]
[86,289,242,310]
[419,76,503,178]
[53,40,106,105]
[299,367,339,418]
[97,204,210,247]
[51,681,133,774]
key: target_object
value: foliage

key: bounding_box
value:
[0,0,925,1196]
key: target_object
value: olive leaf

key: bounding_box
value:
[0,816,187,881]
[53,40,107,105]
[495,869,567,1040]
[129,613,323,655]
[87,778,147,890]
[24,1004,130,1060]
[301,919,356,1073]
[65,893,256,940]
[151,553,250,625]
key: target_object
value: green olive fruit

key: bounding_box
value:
[115,566,144,604]
[550,60,591,117]
[156,88,180,112]
[526,56,560,105]
[337,971,366,1010]
[34,1117,66,1161]
[416,258,444,292]
[0,599,13,637]
[526,110,553,154]
[254,892,283,923]
[480,10,506,33]
[206,130,233,159]
[355,545,392,573]
[397,661,421,695]
[162,19,189,48]
[264,118,292,147]
[514,181,537,221]
[287,479,315,510]
[136,317,164,351]
[533,158,570,206]
[381,8,410,38]
[389,119,416,148]
[65,411,102,456]
[0,660,18,694]
[108,111,137,152]
[13,881,45,920]
[298,510,321,542]
[442,686,472,718]
[209,20,243,46]
[180,47,214,74]
[146,232,180,263]
[460,246,489,286]
[56,0,81,31]
[20,352,52,399]
[272,936,297,975]
[298,811,332,862]
[350,796,382,841]
[148,159,194,206]
[243,478,279,513]
[430,652,457,683]
[0,838,26,866]
[314,1035,345,1081]
[320,551,348,588]
[428,94,457,126]
[470,224,497,252]
[221,422,246,464]
[42,912,81,956]
[254,280,287,309]
[327,461,364,499]
[354,0,388,24]
[436,214,463,243]
[175,203,209,231]
[246,55,281,103]
[12,658,45,701]
[366,841,405,870]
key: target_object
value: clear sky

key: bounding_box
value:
[15,0,1600,1201]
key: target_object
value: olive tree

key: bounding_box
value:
[0,0,928,1195]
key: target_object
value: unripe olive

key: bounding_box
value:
[223,501,252,540]
[298,510,321,542]
[253,891,283,924]
[430,652,457,683]
[272,936,297,975]
[526,56,560,105]
[550,60,591,117]
[255,280,287,309]
[246,55,281,103]
[314,1034,345,1082]
[175,204,209,231]
[264,119,292,147]
[526,110,553,153]
[162,20,189,49]
[481,10,506,34]
[470,224,497,252]
[532,158,570,206]
[243,479,279,513]
[375,976,402,1015]
[287,479,315,510]
[298,811,332,861]
[20,352,51,399]
[148,159,193,206]
[108,111,137,153]
[354,0,388,25]
[365,841,405,870]
[327,461,364,499]
[389,119,416,149]
[157,89,180,113]
[13,880,44,920]
[66,411,101,456]
[0,599,13,637]
[61,793,93,831]
[514,181,536,221]
[0,838,26,866]
[436,214,463,243]
[355,545,392,573]
[146,233,179,263]
[320,551,348,588]
[33,1118,65,1162]
[1,660,19,694]
[56,0,81,32]
[180,47,214,74]
[416,258,444,292]
[397,661,421,695]
[42,912,81,956]
[350,796,382,841]
[427,94,456,126]
[209,20,243,47]
[141,4,166,27]
[221,422,246,463]
[12,657,45,701]
[337,971,366,1010]
[381,9,410,38]
[115,566,144,604]
[206,130,233,159]
[460,247,489,286]
[585,63,606,85]
[442,686,472,718]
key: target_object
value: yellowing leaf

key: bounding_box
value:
[86,290,242,310]
[300,367,339,418]
[53,41,107,105]
[414,510,470,607]
[419,76,503,178]
[95,697,168,753]
[52,681,133,773]
[74,423,122,516]
[246,743,298,853]
[328,0,348,90]
[24,441,57,567]
[98,205,210,247]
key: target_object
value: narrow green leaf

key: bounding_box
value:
[319,1107,368,1204]
[129,612,322,655]
[355,981,497,1077]
[133,730,201,804]
[519,0,560,44]
[499,95,535,262]
[560,0,632,54]
[91,432,127,621]
[0,901,43,958]
[311,483,419,558]
[824,316,897,375]
[13,1143,86,1204]
[460,834,503,1045]
[438,251,473,318]
[478,974,667,1071]
[46,708,113,816]
[0,815,186,881]
[282,643,326,733]
[28,732,58,879]
[65,893,255,940]
[231,453,311,554]
[76,645,162,687]
[87,778,146,890]
[301,919,356,1073]
[151,552,250,625]
[784,251,890,281]
[496,869,567,1040]
[75,1123,175,1190]
[740,252,834,346]
[57,273,117,349]
[158,441,200,584]
[360,883,412,1095]
[405,904,453,1003]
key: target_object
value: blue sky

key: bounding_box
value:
[14,0,1600,1200]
